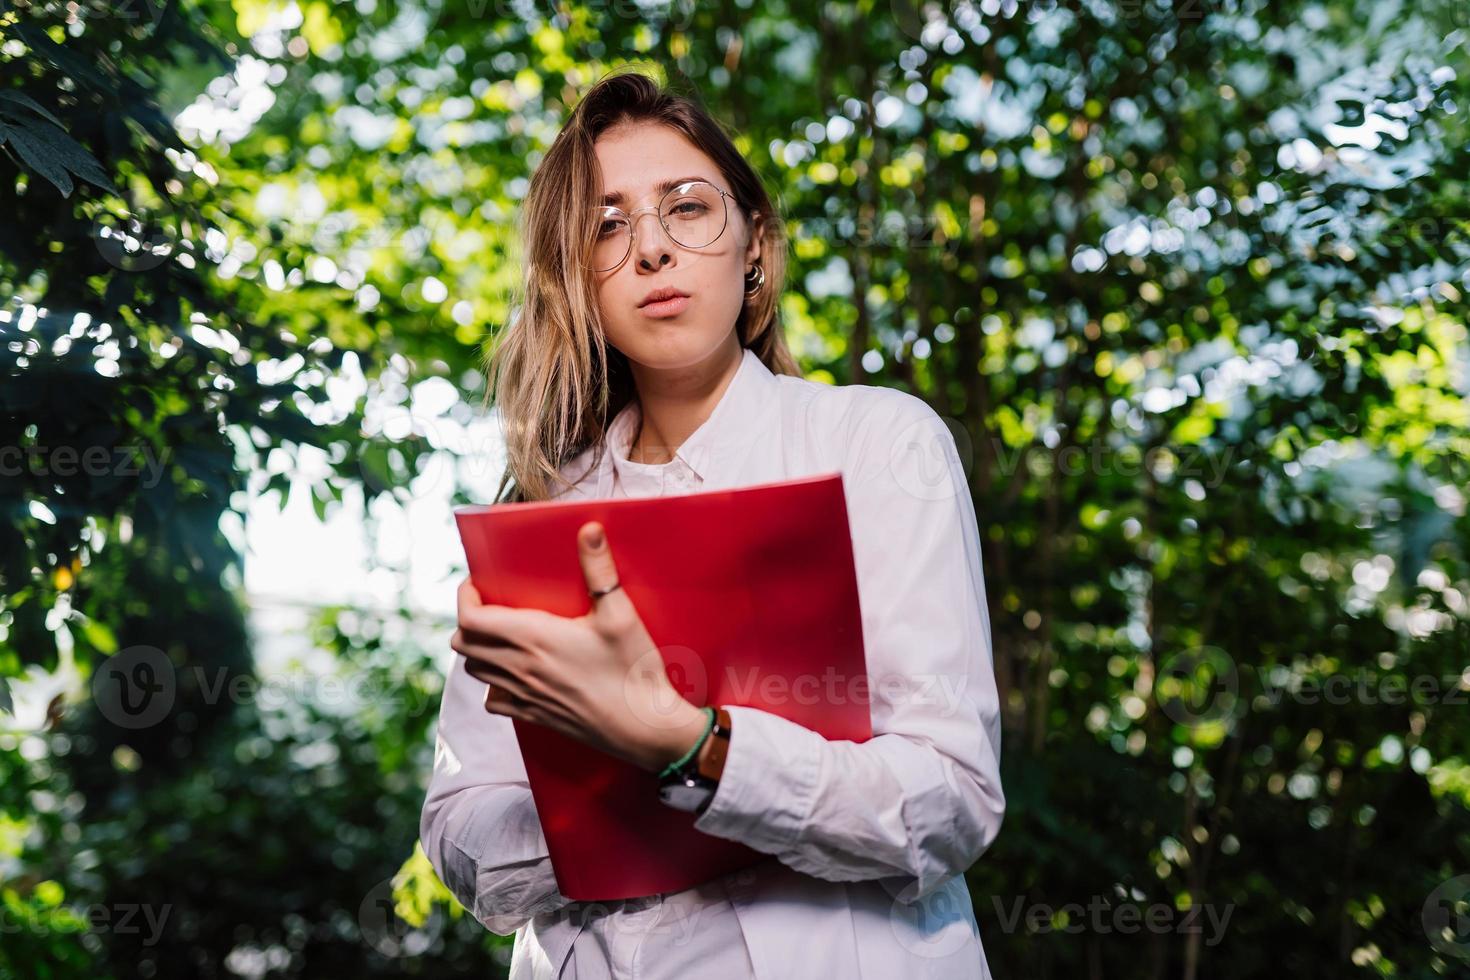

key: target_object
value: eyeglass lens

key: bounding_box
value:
[591,182,729,272]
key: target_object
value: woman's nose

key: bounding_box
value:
[630,210,674,267]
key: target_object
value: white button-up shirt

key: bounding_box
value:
[421,346,1005,979]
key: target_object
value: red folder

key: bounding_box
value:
[453,471,872,901]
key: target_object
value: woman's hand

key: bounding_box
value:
[452,521,712,774]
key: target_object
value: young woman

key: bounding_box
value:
[420,66,1005,979]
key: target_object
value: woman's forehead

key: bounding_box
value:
[595,125,719,199]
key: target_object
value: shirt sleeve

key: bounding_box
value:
[419,650,573,935]
[691,389,1006,902]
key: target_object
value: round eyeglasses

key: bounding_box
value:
[586,180,735,272]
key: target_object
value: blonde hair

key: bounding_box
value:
[485,64,800,503]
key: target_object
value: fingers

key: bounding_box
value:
[577,522,618,591]
[578,522,634,626]
[476,669,547,722]
[483,684,518,714]
[462,651,531,712]
[450,625,531,681]
[457,576,478,612]
[462,656,502,686]
[457,575,540,647]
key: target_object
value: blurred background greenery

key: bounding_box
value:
[2,0,1468,976]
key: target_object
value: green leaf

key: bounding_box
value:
[79,618,119,656]
[11,24,113,89]
[312,481,330,521]
[0,91,65,128]
[0,123,74,196]
[18,117,116,192]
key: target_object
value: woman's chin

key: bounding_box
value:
[619,335,732,372]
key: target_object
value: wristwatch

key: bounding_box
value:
[657,706,732,815]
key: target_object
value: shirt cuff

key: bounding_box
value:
[691,703,824,853]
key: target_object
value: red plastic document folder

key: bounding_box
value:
[453,471,872,901]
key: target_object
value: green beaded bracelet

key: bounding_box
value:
[658,706,716,779]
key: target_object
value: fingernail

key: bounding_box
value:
[588,525,604,549]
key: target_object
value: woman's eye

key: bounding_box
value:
[596,220,623,238]
[667,201,707,217]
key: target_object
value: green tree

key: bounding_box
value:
[3,0,1467,976]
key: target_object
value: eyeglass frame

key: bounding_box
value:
[586,179,745,272]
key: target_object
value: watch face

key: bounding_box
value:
[659,779,714,813]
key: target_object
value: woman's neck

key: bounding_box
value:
[625,340,743,465]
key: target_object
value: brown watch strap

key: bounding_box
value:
[696,706,731,781]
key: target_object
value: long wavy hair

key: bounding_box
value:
[485,64,800,503]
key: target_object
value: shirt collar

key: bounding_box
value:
[605,346,775,486]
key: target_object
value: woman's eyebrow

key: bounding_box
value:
[601,175,715,207]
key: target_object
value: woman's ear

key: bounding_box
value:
[744,209,764,268]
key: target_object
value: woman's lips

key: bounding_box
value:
[639,294,691,318]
